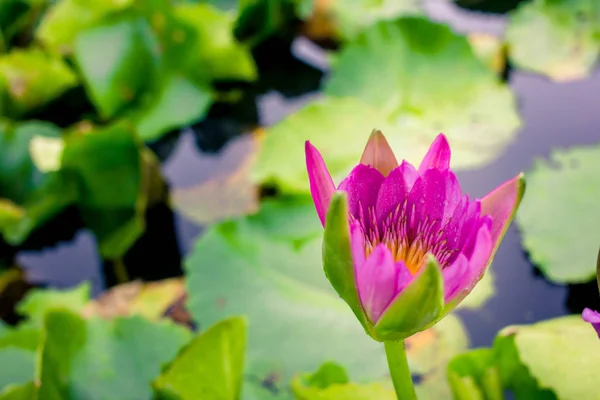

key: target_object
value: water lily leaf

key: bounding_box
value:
[299,0,421,41]
[134,75,212,142]
[495,316,600,399]
[325,17,519,169]
[516,146,600,283]
[185,196,470,398]
[60,122,160,258]
[447,348,504,400]
[0,49,78,115]
[172,134,260,225]
[174,3,257,82]
[505,0,600,82]
[0,324,40,352]
[0,382,36,400]
[291,362,396,400]
[36,0,135,54]
[0,348,35,392]
[467,33,507,75]
[251,96,394,192]
[254,18,519,193]
[16,282,90,323]
[153,317,247,400]
[37,309,191,400]
[73,16,159,119]
[410,315,470,399]
[0,120,75,245]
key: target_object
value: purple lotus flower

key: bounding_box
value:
[583,308,600,338]
[306,131,525,340]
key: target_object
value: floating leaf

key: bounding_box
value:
[0,119,75,245]
[505,0,600,82]
[60,122,159,258]
[134,75,212,142]
[410,315,470,399]
[325,17,519,170]
[0,348,35,392]
[36,0,135,54]
[495,316,600,399]
[37,309,191,400]
[153,317,247,400]
[0,49,78,115]
[173,134,260,225]
[291,361,395,400]
[467,33,507,75]
[174,3,257,82]
[447,348,504,400]
[251,97,393,192]
[299,0,421,41]
[0,382,36,400]
[254,18,520,193]
[17,282,90,323]
[73,16,159,119]
[516,146,600,283]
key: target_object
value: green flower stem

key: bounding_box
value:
[384,340,417,400]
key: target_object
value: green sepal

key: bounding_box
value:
[374,255,444,341]
[322,191,372,336]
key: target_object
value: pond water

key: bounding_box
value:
[13,0,600,349]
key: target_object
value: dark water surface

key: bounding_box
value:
[14,1,600,348]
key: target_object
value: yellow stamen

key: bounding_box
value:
[365,237,428,275]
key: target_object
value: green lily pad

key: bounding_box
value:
[174,3,257,82]
[298,0,421,40]
[0,382,36,400]
[0,49,78,115]
[0,348,34,392]
[496,316,600,399]
[37,309,191,400]
[0,119,75,245]
[36,0,135,54]
[251,97,394,192]
[153,317,247,400]
[253,17,520,193]
[516,146,600,283]
[291,361,396,400]
[73,16,159,119]
[60,122,160,258]
[505,0,600,82]
[16,282,90,323]
[447,348,504,400]
[185,196,470,398]
[134,75,212,142]
[325,17,519,169]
